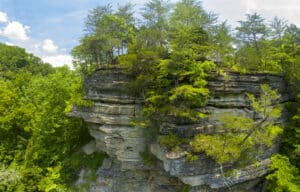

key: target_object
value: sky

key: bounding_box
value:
[0,0,300,68]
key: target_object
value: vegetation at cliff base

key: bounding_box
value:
[0,43,94,191]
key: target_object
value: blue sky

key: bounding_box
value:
[1,0,300,67]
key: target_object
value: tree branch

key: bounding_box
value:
[240,115,269,146]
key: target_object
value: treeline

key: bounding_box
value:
[73,0,300,191]
[0,43,100,191]
[72,1,300,79]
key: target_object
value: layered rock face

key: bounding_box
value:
[70,68,290,192]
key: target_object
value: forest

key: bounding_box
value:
[0,0,299,191]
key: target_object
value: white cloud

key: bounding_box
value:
[4,37,72,68]
[202,0,300,27]
[0,11,8,23]
[245,0,258,13]
[1,21,29,41]
[0,11,72,68]
[5,42,15,46]
[42,39,58,53]
[42,54,73,68]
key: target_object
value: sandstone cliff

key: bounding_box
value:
[70,67,290,192]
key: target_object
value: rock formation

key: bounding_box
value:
[70,67,290,192]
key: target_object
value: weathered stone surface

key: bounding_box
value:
[88,124,146,170]
[208,72,288,97]
[81,140,97,155]
[68,68,146,170]
[179,159,270,188]
[151,143,220,177]
[71,67,291,192]
[86,158,183,192]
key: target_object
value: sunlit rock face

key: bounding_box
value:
[71,68,145,170]
[70,67,290,192]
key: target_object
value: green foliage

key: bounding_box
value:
[61,151,106,185]
[140,151,156,167]
[62,151,106,192]
[247,84,281,118]
[234,16,300,190]
[291,98,300,167]
[0,43,92,191]
[159,134,181,150]
[170,0,212,29]
[72,4,135,75]
[236,13,268,45]
[119,49,160,98]
[191,84,283,164]
[141,0,170,48]
[192,134,246,164]
[0,43,53,76]
[235,12,268,72]
[234,13,300,75]
[266,155,300,192]
[71,2,300,191]
[168,85,209,120]
[209,22,235,69]
[2,2,300,191]
[185,152,198,161]
[180,184,191,192]
[117,3,223,172]
[278,98,300,191]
